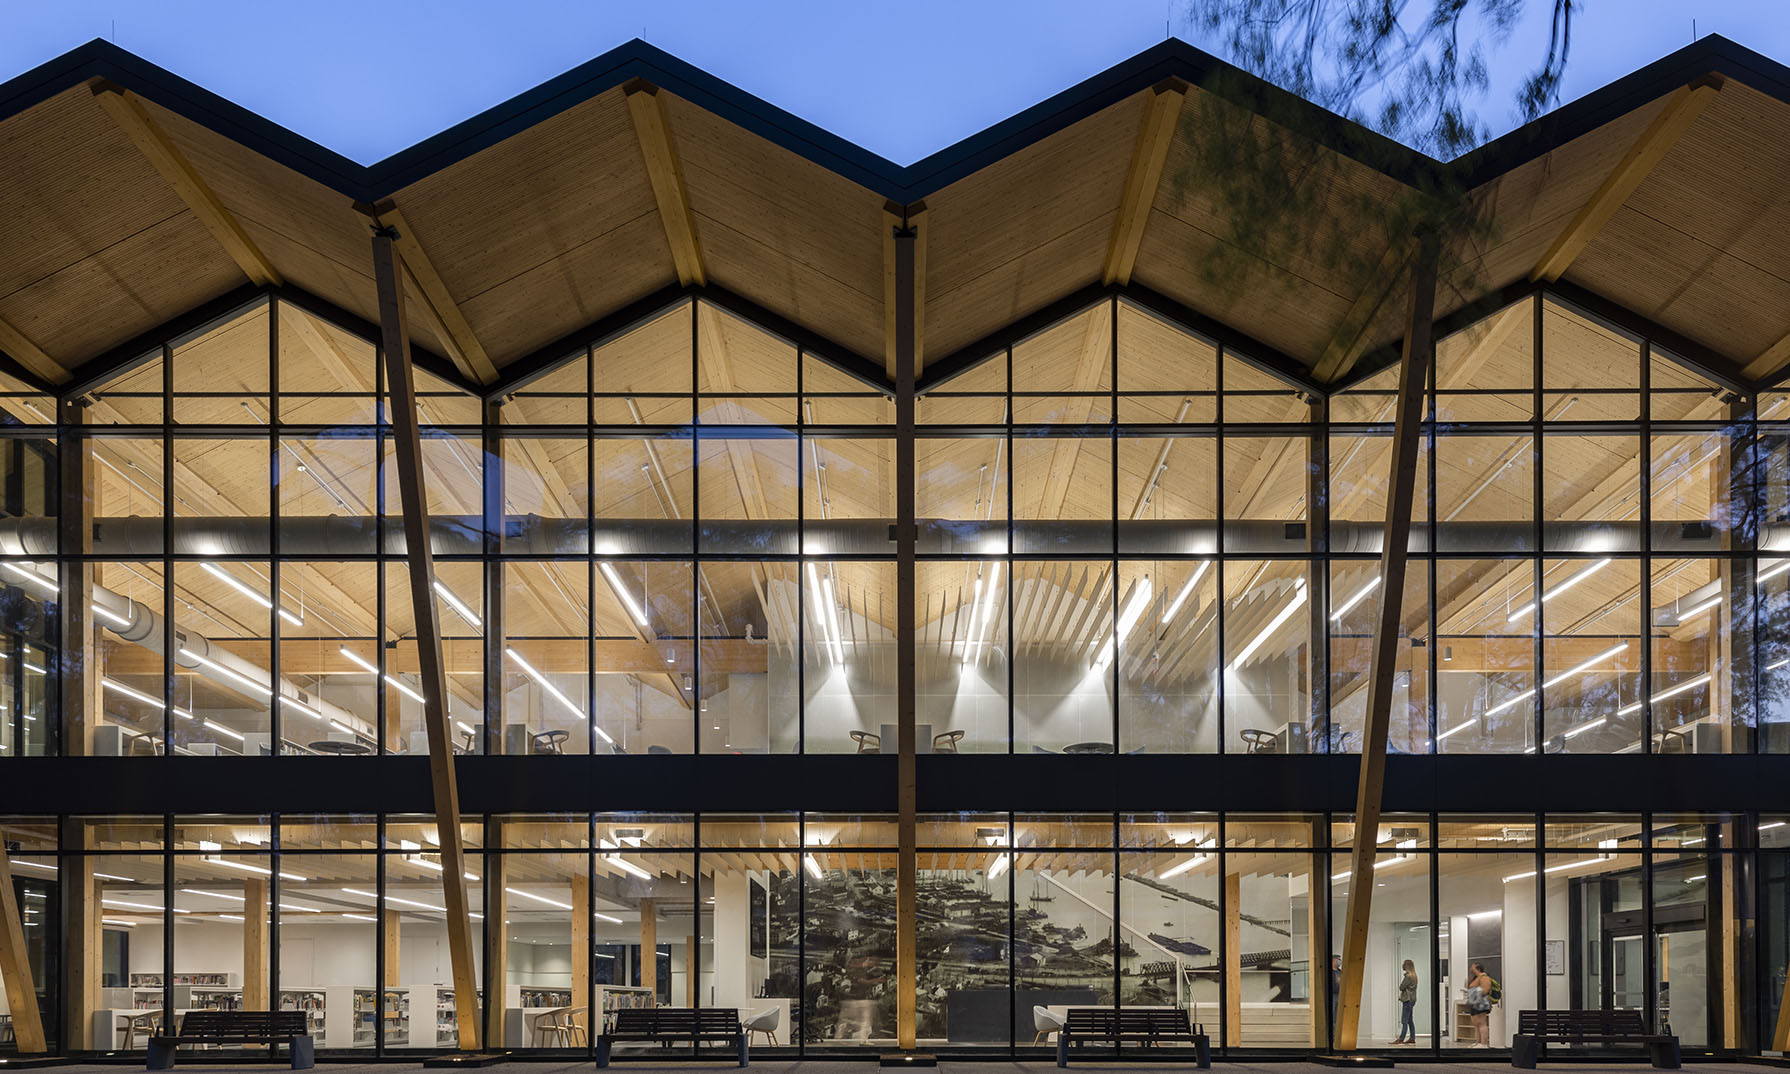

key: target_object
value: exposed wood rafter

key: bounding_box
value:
[1530,76,1723,283]
[0,314,66,386]
[1104,80,1186,287]
[1743,330,1790,382]
[625,80,707,288]
[92,81,283,289]
[358,201,498,384]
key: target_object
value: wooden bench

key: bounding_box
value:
[1511,1009,1679,1069]
[147,1010,312,1070]
[596,1006,747,1068]
[1057,1007,1209,1068]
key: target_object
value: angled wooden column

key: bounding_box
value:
[893,220,919,1052]
[372,226,483,1050]
[0,854,45,1052]
[1334,229,1438,1052]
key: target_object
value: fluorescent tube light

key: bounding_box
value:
[592,912,622,924]
[986,853,1011,880]
[506,886,572,910]
[1562,717,1606,739]
[202,719,245,743]
[201,563,302,626]
[339,647,425,704]
[1436,718,1478,741]
[92,602,132,628]
[103,678,195,720]
[1507,558,1610,622]
[821,576,845,665]
[1158,840,1214,881]
[1673,595,1722,622]
[1161,562,1211,624]
[1487,642,1628,717]
[598,563,648,628]
[1330,576,1381,621]
[1227,581,1307,671]
[179,648,269,699]
[1759,559,1790,585]
[1616,672,1711,716]
[3,563,55,595]
[804,854,824,880]
[434,580,482,629]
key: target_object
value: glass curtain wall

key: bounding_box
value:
[2,286,1760,755]
[16,811,1779,1055]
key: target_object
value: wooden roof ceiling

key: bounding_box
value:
[1,36,1788,397]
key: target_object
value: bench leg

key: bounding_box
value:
[737,1032,750,1067]
[1510,1034,1537,1069]
[1649,1040,1681,1070]
[146,1040,176,1071]
[288,1035,314,1070]
[1194,1034,1211,1070]
[596,1035,611,1068]
[1056,1033,1069,1068]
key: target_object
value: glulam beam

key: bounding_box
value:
[93,81,283,289]
[626,80,707,287]
[371,223,483,1050]
[1334,228,1438,1053]
[1530,77,1722,283]
[1103,80,1185,286]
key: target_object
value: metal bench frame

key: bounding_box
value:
[1510,1008,1679,1070]
[596,1006,748,1068]
[1056,1007,1209,1069]
[147,1009,313,1070]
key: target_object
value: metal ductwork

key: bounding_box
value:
[0,515,1758,558]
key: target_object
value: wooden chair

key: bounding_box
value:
[931,730,965,753]
[1239,728,1280,754]
[850,730,881,754]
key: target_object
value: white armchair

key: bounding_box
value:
[744,1006,782,1047]
[1033,1005,1067,1046]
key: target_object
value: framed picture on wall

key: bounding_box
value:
[1545,939,1566,975]
[750,877,768,957]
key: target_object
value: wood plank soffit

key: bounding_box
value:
[1313,236,1415,384]
[1530,76,1723,283]
[91,80,284,289]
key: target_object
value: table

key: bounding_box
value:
[1063,741,1114,755]
[308,740,372,755]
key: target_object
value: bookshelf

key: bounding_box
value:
[278,989,327,1037]
[352,987,408,1047]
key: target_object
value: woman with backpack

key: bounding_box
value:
[1464,962,1494,1047]
[1394,959,1419,1044]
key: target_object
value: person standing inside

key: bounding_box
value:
[1464,962,1494,1048]
[1394,959,1419,1044]
[1328,954,1342,1045]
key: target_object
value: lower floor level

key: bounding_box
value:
[0,810,1783,1057]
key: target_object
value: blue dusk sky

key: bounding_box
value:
[1,1,1787,164]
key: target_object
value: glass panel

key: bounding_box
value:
[279,435,377,555]
[1012,304,1110,424]
[1330,560,1428,754]
[1229,850,1319,1048]
[1436,298,1534,422]
[804,355,893,425]
[282,562,378,755]
[1223,356,1307,423]
[594,561,692,754]
[1120,558,1217,753]
[1012,434,1111,555]
[702,816,800,1048]
[173,300,269,424]
[919,358,1005,425]
[699,561,799,754]
[171,561,272,755]
[1543,434,1639,553]
[501,436,589,554]
[805,561,896,755]
[1330,852,1430,1048]
[1437,559,1536,754]
[1223,561,1310,753]
[1222,437,1309,553]
[1540,558,1641,754]
[1117,300,1216,423]
[1435,435,1532,552]
[799,815,894,1049]
[594,433,691,556]
[1118,435,1216,556]
[278,302,378,427]
[697,435,797,554]
[1542,299,1639,421]
[1438,850,1536,1048]
[502,561,591,756]
[916,560,1007,754]
[1014,562,1112,754]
